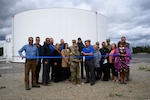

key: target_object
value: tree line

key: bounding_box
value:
[0,47,3,56]
[133,46,150,54]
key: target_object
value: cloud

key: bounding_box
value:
[93,0,150,46]
[0,0,150,46]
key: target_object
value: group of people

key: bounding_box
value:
[18,36,132,90]
[97,37,132,85]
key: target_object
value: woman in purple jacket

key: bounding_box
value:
[114,41,130,84]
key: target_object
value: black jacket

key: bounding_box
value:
[52,49,62,67]
[99,47,109,64]
[77,42,85,53]
[41,42,51,62]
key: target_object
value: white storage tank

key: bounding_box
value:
[12,8,107,62]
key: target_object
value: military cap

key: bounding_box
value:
[106,38,110,42]
[72,39,76,43]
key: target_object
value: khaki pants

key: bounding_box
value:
[25,59,36,88]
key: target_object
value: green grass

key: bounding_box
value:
[109,92,123,97]
[0,86,6,89]
[139,66,150,72]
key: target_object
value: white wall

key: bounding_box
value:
[12,8,107,62]
[97,13,107,45]
[5,34,13,62]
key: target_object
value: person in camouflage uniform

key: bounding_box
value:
[70,44,81,85]
[106,38,112,52]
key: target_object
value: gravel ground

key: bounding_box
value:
[0,54,150,100]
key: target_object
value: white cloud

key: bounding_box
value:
[0,0,150,46]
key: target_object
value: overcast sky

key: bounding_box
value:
[0,0,150,46]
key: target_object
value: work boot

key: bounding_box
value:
[76,79,81,84]
[72,80,77,85]
[76,81,81,84]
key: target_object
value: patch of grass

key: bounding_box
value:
[139,66,150,72]
[145,69,150,72]
[129,90,132,92]
[139,66,146,70]
[0,86,6,89]
[109,92,123,97]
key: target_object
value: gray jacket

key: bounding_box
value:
[94,50,101,68]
